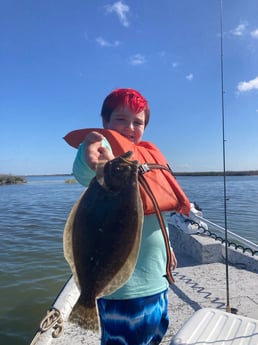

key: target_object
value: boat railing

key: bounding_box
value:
[167,205,258,256]
[192,213,258,254]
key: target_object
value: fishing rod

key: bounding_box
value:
[219,0,236,314]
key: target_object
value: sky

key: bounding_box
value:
[1,0,258,175]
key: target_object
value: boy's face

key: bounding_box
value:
[103,105,145,144]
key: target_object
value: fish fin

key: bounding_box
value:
[63,195,82,272]
[69,300,99,332]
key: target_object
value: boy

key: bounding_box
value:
[71,88,190,345]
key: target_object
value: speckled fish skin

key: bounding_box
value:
[63,151,143,331]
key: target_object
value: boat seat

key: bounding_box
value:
[171,307,258,345]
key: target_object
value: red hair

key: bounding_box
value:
[101,88,150,127]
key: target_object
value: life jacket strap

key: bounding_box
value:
[138,167,175,285]
[139,163,173,175]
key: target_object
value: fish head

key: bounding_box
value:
[102,151,138,191]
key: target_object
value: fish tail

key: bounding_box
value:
[69,300,99,332]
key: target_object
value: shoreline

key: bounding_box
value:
[0,174,27,185]
[3,170,258,178]
[175,170,258,176]
[1,170,257,185]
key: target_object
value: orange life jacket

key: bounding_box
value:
[64,128,190,216]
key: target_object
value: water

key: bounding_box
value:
[178,175,258,244]
[0,175,257,345]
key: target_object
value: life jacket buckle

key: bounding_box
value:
[139,163,150,174]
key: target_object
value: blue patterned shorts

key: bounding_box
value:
[97,290,169,345]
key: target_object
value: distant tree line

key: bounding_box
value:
[175,170,258,176]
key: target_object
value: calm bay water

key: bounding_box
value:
[0,175,257,345]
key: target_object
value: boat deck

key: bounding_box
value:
[32,227,258,345]
[163,255,258,343]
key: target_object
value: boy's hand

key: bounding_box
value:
[84,131,114,170]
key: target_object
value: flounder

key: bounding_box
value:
[63,151,143,331]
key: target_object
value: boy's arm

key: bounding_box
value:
[170,247,177,270]
[73,132,114,186]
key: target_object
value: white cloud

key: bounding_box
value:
[106,1,130,27]
[172,61,179,68]
[129,54,145,66]
[230,22,248,36]
[250,28,258,38]
[96,37,120,47]
[237,76,258,92]
[186,73,193,81]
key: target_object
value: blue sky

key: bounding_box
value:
[1,0,258,175]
